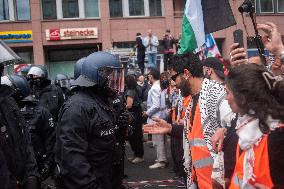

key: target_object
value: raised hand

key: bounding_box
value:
[229,43,248,67]
[143,117,172,134]
[257,22,284,57]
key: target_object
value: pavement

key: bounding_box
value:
[124,137,186,189]
[43,136,186,189]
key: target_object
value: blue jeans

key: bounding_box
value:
[147,53,157,66]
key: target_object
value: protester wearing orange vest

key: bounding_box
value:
[144,52,233,189]
[224,64,284,189]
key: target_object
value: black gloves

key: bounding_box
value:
[117,111,131,126]
[40,162,51,181]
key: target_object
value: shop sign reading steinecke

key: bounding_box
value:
[46,28,98,41]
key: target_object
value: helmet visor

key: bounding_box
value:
[98,67,124,93]
[58,79,70,88]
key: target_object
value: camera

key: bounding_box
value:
[238,0,255,13]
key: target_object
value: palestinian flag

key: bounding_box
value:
[178,0,236,54]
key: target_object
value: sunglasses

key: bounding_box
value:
[171,72,182,81]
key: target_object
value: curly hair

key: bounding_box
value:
[226,64,284,133]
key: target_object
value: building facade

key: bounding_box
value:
[0,0,283,78]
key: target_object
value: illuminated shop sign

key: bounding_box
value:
[0,30,33,43]
[46,28,98,41]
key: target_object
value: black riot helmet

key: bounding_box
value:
[1,75,30,100]
[55,74,69,89]
[74,57,86,80]
[72,52,124,92]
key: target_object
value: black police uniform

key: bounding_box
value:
[19,98,56,180]
[35,82,64,122]
[55,88,115,189]
[110,94,129,189]
[0,85,39,189]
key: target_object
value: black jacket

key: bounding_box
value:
[0,85,38,189]
[19,98,55,167]
[136,36,145,57]
[55,89,115,189]
[37,84,64,122]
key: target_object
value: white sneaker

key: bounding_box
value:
[149,162,166,169]
[131,157,144,164]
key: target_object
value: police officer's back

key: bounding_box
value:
[55,52,123,189]
[27,66,64,122]
[2,75,56,181]
[0,43,39,188]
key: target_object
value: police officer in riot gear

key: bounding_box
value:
[2,75,56,182]
[74,57,86,80]
[54,73,71,100]
[0,40,39,188]
[27,65,64,122]
[55,51,126,189]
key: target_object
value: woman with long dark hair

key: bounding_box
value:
[124,74,144,164]
[225,64,284,189]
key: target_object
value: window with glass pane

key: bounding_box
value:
[173,0,185,16]
[0,0,9,20]
[259,0,274,13]
[62,0,79,18]
[129,0,144,16]
[278,0,284,12]
[42,0,57,19]
[109,0,123,17]
[15,0,31,20]
[85,0,99,17]
[149,0,162,16]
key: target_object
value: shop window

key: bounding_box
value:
[84,0,99,17]
[173,0,185,16]
[46,46,101,78]
[109,0,123,17]
[15,0,31,20]
[62,0,79,18]
[0,0,9,20]
[129,0,144,16]
[16,51,34,64]
[42,0,57,19]
[149,0,162,16]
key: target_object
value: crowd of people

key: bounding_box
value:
[143,22,284,189]
[135,29,179,74]
[0,21,284,189]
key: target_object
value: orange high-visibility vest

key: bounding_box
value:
[171,107,176,123]
[187,102,214,189]
[229,136,273,189]
[172,96,191,123]
[181,96,191,119]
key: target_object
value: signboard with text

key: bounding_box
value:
[46,27,98,41]
[0,30,33,43]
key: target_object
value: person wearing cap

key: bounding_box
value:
[203,57,239,187]
[202,57,225,84]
